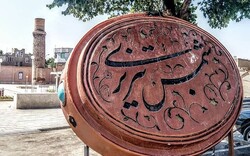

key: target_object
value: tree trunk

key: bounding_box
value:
[178,0,192,19]
[162,0,192,19]
[162,0,176,16]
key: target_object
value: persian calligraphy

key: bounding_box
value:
[66,14,243,155]
[86,20,239,136]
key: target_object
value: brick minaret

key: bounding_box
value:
[32,18,46,84]
[33,18,46,68]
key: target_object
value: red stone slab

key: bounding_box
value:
[60,13,243,156]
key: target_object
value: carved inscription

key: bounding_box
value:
[62,14,244,155]
[86,20,240,137]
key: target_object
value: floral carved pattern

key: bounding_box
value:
[78,15,242,155]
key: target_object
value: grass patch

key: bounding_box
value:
[17,86,37,89]
[46,89,56,93]
[0,96,14,101]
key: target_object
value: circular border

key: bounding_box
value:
[62,13,243,156]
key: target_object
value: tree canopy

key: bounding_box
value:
[47,0,250,29]
[45,57,56,68]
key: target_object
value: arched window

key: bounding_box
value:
[18,72,23,80]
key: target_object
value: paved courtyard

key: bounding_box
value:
[0,101,68,135]
[0,101,100,156]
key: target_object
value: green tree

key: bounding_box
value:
[45,57,56,68]
[47,0,250,29]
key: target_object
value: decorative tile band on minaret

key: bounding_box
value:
[33,18,46,68]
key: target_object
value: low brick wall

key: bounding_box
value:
[14,93,60,109]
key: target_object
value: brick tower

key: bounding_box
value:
[33,18,46,68]
[32,18,46,84]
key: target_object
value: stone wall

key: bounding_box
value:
[14,93,60,109]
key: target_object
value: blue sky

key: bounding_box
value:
[0,0,250,59]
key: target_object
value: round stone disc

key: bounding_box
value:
[60,13,243,156]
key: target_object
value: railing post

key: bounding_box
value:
[228,129,234,156]
[84,145,89,156]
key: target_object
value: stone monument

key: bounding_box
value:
[58,13,243,155]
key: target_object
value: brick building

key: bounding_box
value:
[0,66,55,84]
[237,58,250,70]
[0,46,70,84]
[0,48,32,67]
[0,45,56,84]
[54,47,73,64]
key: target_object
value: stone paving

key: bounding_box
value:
[0,101,69,135]
[0,100,99,156]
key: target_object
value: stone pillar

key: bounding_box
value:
[33,18,46,83]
